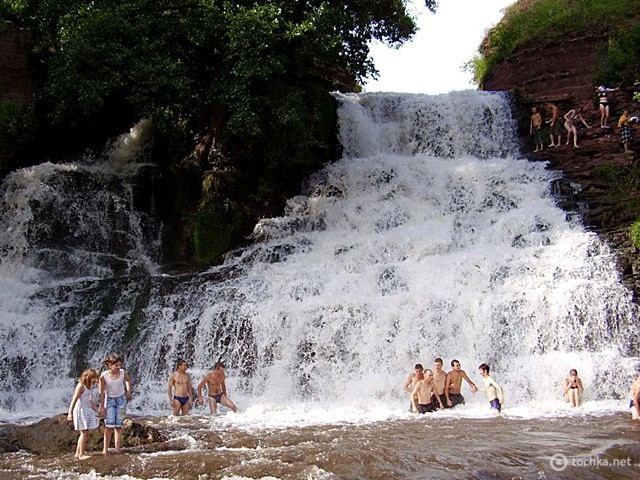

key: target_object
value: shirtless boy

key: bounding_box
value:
[167,360,194,415]
[197,361,238,414]
[411,369,444,413]
[445,359,478,407]
[630,374,640,420]
[403,364,425,412]
[530,107,544,152]
[432,358,448,409]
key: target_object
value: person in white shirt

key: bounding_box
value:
[98,354,133,455]
[477,363,504,414]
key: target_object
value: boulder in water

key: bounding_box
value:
[0,414,166,455]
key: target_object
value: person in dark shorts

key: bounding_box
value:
[445,360,478,407]
[403,363,425,412]
[197,361,238,414]
[168,359,194,415]
[530,107,544,152]
[546,103,563,147]
[563,369,584,408]
[477,363,505,414]
[432,358,448,409]
[412,369,444,413]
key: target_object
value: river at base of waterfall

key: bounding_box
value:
[2,403,640,480]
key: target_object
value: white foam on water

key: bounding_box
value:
[0,92,638,427]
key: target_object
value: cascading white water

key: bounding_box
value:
[0,92,637,421]
[0,120,161,416]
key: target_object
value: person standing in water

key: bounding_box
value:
[630,374,640,420]
[99,354,133,455]
[445,360,478,407]
[477,363,505,414]
[411,369,444,413]
[197,361,238,413]
[563,369,584,407]
[168,359,195,416]
[432,358,449,409]
[403,363,425,412]
[67,368,100,460]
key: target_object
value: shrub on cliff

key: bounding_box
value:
[0,100,35,158]
[630,219,640,249]
[470,0,640,87]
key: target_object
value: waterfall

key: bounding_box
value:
[0,92,637,420]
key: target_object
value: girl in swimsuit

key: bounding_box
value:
[564,108,590,148]
[564,369,584,407]
[596,85,619,128]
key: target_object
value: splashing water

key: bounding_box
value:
[0,92,637,423]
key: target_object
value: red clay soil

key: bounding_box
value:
[482,34,605,104]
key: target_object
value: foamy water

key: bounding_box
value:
[0,92,638,432]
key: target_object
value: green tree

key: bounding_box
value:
[2,0,437,261]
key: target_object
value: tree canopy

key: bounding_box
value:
[3,0,436,136]
[2,0,437,262]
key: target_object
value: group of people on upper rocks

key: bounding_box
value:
[529,85,637,154]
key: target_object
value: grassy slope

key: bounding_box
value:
[473,0,640,88]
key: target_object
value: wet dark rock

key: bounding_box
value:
[0,414,166,455]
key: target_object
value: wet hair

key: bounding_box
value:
[478,363,490,373]
[214,361,226,369]
[79,368,99,388]
[424,369,433,376]
[414,363,424,371]
[177,359,187,368]
[434,358,443,365]
[102,354,123,370]
[569,369,578,376]
[451,359,460,367]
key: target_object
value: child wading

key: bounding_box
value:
[99,354,133,454]
[67,368,100,460]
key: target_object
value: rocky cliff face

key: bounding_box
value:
[0,22,31,105]
[482,34,603,104]
[483,35,640,300]
[0,22,32,174]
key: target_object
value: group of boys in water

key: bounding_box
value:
[403,359,505,414]
[167,360,237,416]
[69,355,640,460]
[403,360,640,420]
